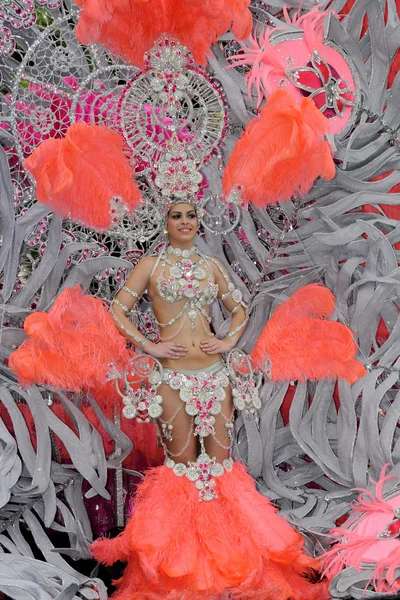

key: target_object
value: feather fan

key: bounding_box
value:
[24,122,141,231]
[250,284,366,384]
[223,89,336,206]
[9,286,133,404]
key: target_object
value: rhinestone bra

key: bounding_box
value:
[153,250,219,338]
[156,256,218,305]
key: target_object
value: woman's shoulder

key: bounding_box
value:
[132,255,159,271]
[124,256,160,285]
[140,255,159,266]
[203,254,226,274]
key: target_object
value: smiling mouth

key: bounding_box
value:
[179,228,192,232]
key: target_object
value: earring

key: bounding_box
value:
[163,229,168,235]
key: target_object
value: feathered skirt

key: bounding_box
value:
[90,461,330,599]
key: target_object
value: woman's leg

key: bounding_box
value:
[204,383,233,463]
[157,383,197,464]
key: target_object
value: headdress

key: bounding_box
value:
[23,35,240,239]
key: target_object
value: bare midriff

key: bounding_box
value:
[149,285,222,370]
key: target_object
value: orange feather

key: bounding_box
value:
[91,462,330,599]
[24,122,141,230]
[251,284,366,384]
[223,89,336,206]
[9,286,133,403]
[75,0,252,68]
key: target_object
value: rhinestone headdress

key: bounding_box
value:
[119,34,228,220]
[22,32,241,242]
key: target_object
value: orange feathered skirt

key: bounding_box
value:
[90,462,330,599]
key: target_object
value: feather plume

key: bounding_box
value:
[371,545,400,593]
[223,89,336,206]
[24,122,141,231]
[8,286,133,404]
[75,0,252,69]
[228,27,287,105]
[324,465,400,585]
[287,7,333,56]
[323,528,378,578]
[251,284,366,384]
[351,465,398,516]
[229,6,332,105]
[91,462,330,599]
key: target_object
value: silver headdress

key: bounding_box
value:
[117,34,231,229]
[109,34,242,241]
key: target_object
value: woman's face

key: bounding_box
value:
[167,203,198,246]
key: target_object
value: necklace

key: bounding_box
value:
[167,245,197,259]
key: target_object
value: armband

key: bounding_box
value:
[121,286,139,300]
[227,312,249,339]
[111,298,130,313]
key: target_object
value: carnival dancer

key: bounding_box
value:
[90,200,330,600]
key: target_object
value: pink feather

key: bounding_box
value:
[228,26,287,106]
[323,528,377,578]
[324,465,400,592]
[371,545,400,593]
[229,6,333,106]
[287,6,333,56]
[351,465,398,516]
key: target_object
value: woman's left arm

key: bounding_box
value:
[200,257,248,355]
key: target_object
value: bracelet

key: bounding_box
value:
[110,306,144,345]
[140,338,150,351]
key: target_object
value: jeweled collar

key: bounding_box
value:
[167,245,197,259]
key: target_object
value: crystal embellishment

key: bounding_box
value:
[122,387,163,422]
[166,454,234,501]
[286,51,355,119]
[155,151,203,199]
[163,368,229,438]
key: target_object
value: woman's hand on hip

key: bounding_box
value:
[145,342,188,359]
[200,336,236,355]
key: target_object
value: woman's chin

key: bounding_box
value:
[172,234,196,244]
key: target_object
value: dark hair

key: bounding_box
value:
[167,202,197,216]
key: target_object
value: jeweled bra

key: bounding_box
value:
[153,248,219,339]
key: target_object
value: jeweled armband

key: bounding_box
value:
[121,286,139,300]
[227,314,249,339]
[111,298,130,313]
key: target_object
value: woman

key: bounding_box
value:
[91,202,330,600]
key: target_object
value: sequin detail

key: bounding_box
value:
[122,386,163,422]
[163,366,229,437]
[166,454,234,501]
[157,256,218,305]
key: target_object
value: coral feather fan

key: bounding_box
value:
[8,286,133,402]
[250,284,366,384]
[222,89,336,206]
[74,0,252,68]
[24,122,141,231]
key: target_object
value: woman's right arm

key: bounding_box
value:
[111,257,188,360]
